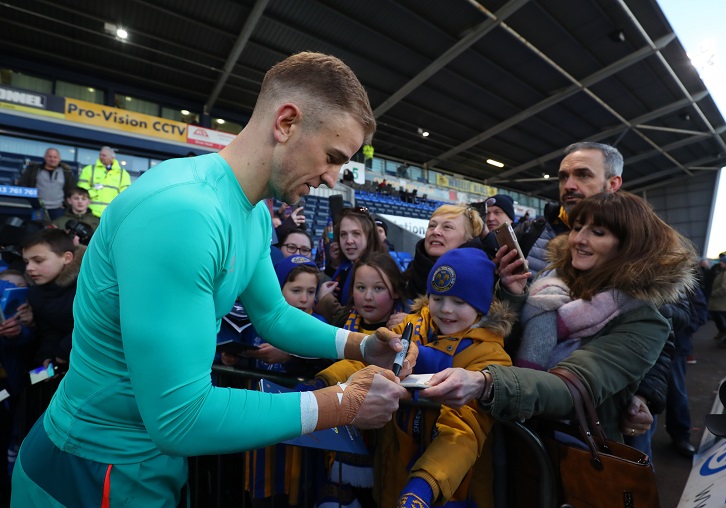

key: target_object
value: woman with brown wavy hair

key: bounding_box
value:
[421,191,697,442]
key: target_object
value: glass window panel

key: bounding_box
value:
[77,148,101,168]
[55,81,104,104]
[212,118,243,135]
[116,95,158,116]
[115,153,152,175]
[162,107,199,125]
[0,69,52,94]
[370,157,384,174]
[0,136,75,163]
[408,165,427,183]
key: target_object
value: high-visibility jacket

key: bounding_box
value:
[78,159,131,217]
[362,144,374,160]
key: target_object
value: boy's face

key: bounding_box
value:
[281,272,318,313]
[428,294,479,335]
[23,244,72,285]
[67,193,90,214]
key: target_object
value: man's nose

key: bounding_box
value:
[321,171,336,189]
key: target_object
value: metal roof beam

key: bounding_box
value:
[427,33,676,167]
[204,0,269,115]
[616,0,726,155]
[635,125,710,137]
[490,93,704,181]
[372,0,529,118]
[625,134,713,164]
[626,154,720,193]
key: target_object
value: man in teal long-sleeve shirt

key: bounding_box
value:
[12,52,414,507]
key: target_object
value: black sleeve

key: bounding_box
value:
[634,332,674,415]
[659,300,690,334]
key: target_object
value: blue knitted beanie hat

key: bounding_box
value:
[274,255,318,287]
[427,248,495,315]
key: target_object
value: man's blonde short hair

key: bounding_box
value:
[254,52,376,143]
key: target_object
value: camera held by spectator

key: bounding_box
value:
[65,220,94,246]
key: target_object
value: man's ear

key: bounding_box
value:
[273,103,303,143]
[63,251,74,265]
[607,175,622,193]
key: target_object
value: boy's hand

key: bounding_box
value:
[220,352,239,366]
[386,312,407,329]
[317,281,338,300]
[16,303,33,327]
[247,343,291,364]
[0,317,21,338]
[291,206,306,227]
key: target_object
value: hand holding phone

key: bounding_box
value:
[392,322,413,377]
[493,222,528,275]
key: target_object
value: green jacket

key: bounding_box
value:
[486,302,669,441]
[52,209,100,232]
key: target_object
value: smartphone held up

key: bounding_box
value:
[493,222,529,275]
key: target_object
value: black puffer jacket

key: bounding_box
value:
[402,239,435,301]
[29,246,85,364]
[633,296,690,414]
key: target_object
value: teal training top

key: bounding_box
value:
[44,153,340,464]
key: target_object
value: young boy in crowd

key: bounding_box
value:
[219,255,327,372]
[317,248,513,508]
[52,186,100,233]
[21,229,83,369]
[390,248,513,508]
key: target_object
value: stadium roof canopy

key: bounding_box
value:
[3,0,726,201]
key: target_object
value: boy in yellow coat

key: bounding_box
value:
[317,248,513,507]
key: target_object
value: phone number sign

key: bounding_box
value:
[0,186,38,198]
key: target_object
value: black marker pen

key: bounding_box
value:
[392,322,413,376]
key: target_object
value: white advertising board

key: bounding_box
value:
[677,376,726,507]
[379,213,429,238]
[339,161,365,184]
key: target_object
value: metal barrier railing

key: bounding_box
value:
[204,365,559,508]
[500,420,559,508]
[11,365,559,507]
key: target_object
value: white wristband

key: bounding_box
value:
[360,334,370,360]
[300,391,318,435]
[335,329,350,359]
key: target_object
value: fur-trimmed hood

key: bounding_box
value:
[29,244,86,288]
[410,295,517,339]
[544,234,696,307]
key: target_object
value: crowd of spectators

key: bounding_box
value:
[0,139,717,507]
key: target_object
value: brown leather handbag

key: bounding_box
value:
[544,368,661,508]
